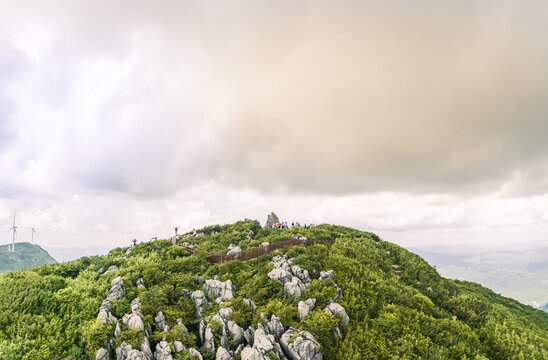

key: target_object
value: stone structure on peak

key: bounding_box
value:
[264,212,280,229]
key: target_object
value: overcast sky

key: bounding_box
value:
[1,1,548,261]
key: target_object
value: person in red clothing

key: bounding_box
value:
[132,238,137,246]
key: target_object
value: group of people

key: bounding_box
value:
[269,221,316,230]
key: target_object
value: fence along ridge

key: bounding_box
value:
[206,238,334,264]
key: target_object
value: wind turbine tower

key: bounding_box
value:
[10,214,17,252]
[31,227,37,244]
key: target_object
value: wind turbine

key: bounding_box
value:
[31,226,37,244]
[10,214,17,252]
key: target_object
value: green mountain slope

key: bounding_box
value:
[0,242,57,274]
[0,220,547,360]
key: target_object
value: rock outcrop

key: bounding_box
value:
[204,279,234,301]
[324,302,349,326]
[298,298,316,320]
[191,290,209,318]
[280,328,323,360]
[107,276,126,300]
[265,212,280,229]
[154,340,173,360]
[268,255,311,299]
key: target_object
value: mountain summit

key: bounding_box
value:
[0,220,547,359]
[0,242,57,274]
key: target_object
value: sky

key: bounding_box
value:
[1,1,548,261]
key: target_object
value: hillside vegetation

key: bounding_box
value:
[0,242,57,274]
[0,220,547,359]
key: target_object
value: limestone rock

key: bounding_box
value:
[318,270,334,282]
[227,320,244,344]
[266,315,285,339]
[216,346,232,360]
[204,279,234,301]
[291,266,311,284]
[191,290,209,318]
[173,341,185,353]
[154,341,173,360]
[219,306,234,320]
[116,342,132,360]
[114,323,121,338]
[136,278,145,289]
[96,348,109,360]
[324,303,349,326]
[107,277,126,301]
[227,246,242,259]
[241,347,267,360]
[126,349,147,360]
[243,298,256,311]
[155,311,168,332]
[141,338,153,359]
[188,348,203,360]
[247,230,255,239]
[126,313,145,331]
[244,327,255,346]
[203,327,215,351]
[252,328,276,354]
[265,212,280,229]
[97,300,117,324]
[267,268,293,285]
[284,277,306,298]
[280,328,322,360]
[107,265,118,273]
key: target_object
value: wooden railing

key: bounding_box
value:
[207,238,334,264]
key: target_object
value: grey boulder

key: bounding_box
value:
[324,302,349,326]
[280,328,322,360]
[154,341,173,360]
[96,348,109,360]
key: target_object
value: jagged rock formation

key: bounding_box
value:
[265,212,280,229]
[280,328,322,360]
[268,255,311,298]
[227,244,242,259]
[324,302,349,326]
[107,276,126,300]
[203,278,234,301]
[298,298,316,320]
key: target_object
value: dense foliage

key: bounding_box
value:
[0,220,547,359]
[0,242,57,274]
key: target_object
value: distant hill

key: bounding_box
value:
[540,302,548,312]
[0,242,57,273]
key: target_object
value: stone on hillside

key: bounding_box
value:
[107,277,126,300]
[155,311,167,332]
[204,327,215,351]
[305,298,316,309]
[136,278,146,289]
[95,348,109,360]
[116,342,132,360]
[182,289,191,298]
[323,303,349,326]
[173,341,185,353]
[98,267,105,275]
[97,300,117,324]
[219,306,234,320]
[216,346,232,360]
[243,298,256,311]
[244,327,255,346]
[247,230,255,239]
[126,349,147,360]
[266,315,285,339]
[107,265,118,273]
[227,246,242,259]
[298,301,314,320]
[267,268,293,285]
[123,313,145,331]
[291,266,311,284]
[141,338,153,360]
[280,328,322,360]
[265,212,280,229]
[227,320,244,344]
[191,290,209,318]
[252,328,276,354]
[284,277,306,298]
[154,340,173,360]
[318,270,334,282]
[188,348,203,360]
[114,323,121,338]
[131,298,141,314]
[204,279,234,301]
[241,347,266,360]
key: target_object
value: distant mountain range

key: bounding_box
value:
[0,242,57,273]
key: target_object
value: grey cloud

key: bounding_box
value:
[2,1,548,198]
